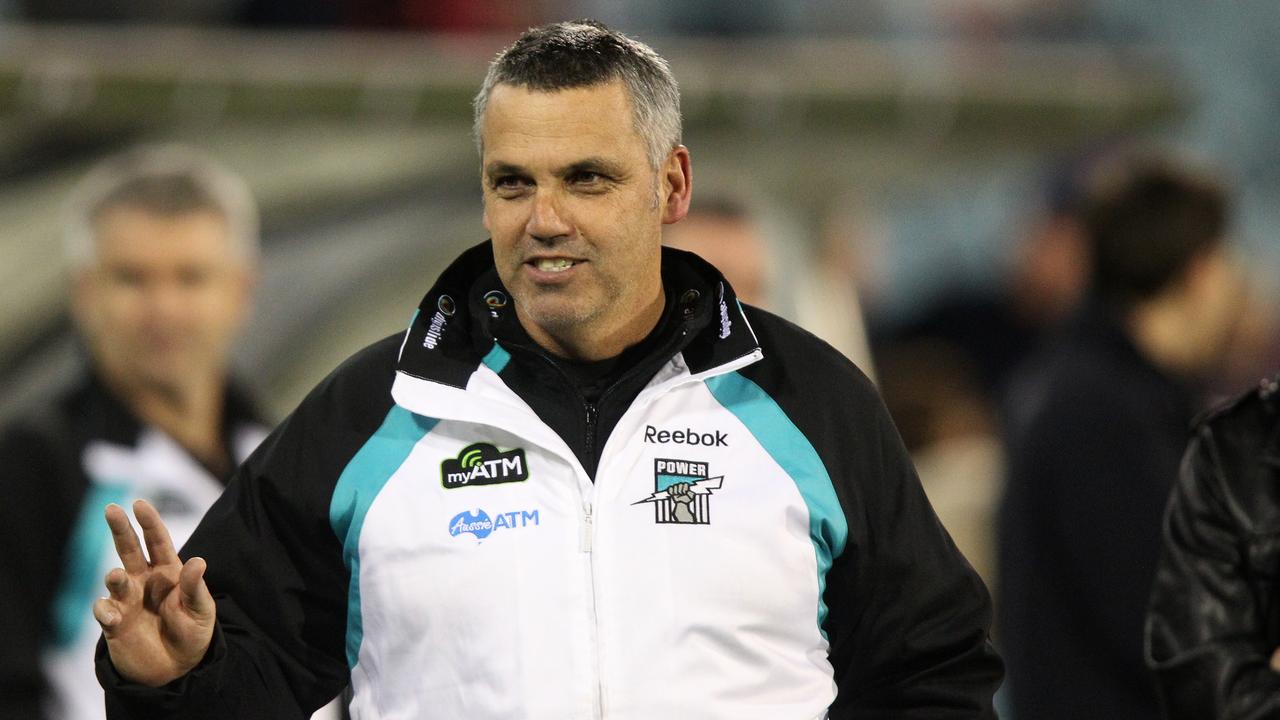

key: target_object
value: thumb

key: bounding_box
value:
[178,557,215,620]
[1271,647,1280,673]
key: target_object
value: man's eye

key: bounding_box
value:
[570,171,603,185]
[493,176,529,191]
[109,268,145,287]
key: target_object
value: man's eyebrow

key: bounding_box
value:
[557,158,626,178]
[484,161,526,178]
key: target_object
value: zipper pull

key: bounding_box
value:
[581,502,593,553]
[584,403,599,457]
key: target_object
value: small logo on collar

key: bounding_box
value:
[483,289,509,318]
[679,288,701,318]
[716,282,732,339]
[484,289,508,309]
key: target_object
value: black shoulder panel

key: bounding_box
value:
[734,306,1001,714]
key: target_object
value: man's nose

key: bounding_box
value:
[144,280,188,325]
[525,190,572,243]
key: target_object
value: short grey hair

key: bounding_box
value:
[63,144,260,269]
[472,19,682,169]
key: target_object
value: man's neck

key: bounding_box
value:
[108,373,230,473]
[1126,294,1201,379]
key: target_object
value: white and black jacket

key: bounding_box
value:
[98,242,1001,719]
[0,372,267,720]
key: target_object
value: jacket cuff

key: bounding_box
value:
[95,623,226,711]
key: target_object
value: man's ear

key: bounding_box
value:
[661,145,692,225]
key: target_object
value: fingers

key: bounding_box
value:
[178,557,215,619]
[93,597,122,636]
[105,567,133,601]
[105,504,149,574]
[133,499,180,568]
[1271,647,1280,673]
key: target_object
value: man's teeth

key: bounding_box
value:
[535,258,576,272]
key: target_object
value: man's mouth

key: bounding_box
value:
[531,257,579,273]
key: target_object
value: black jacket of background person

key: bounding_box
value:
[96,242,1001,719]
[0,372,264,720]
[1147,375,1280,719]
[998,298,1195,720]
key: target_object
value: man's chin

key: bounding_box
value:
[517,302,596,337]
[121,359,201,395]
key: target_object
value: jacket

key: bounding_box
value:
[0,371,267,720]
[998,300,1192,720]
[1146,375,1280,719]
[98,241,1002,719]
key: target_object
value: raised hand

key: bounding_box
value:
[93,499,216,687]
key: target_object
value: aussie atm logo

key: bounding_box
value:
[448,508,540,541]
[441,443,529,489]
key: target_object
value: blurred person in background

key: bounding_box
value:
[997,155,1245,720]
[876,337,1003,590]
[89,20,1000,719]
[0,145,271,720]
[1146,373,1280,719]
[661,195,771,308]
[663,194,877,377]
[867,156,1098,602]
[663,193,879,390]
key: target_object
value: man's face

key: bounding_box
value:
[73,206,253,395]
[480,80,690,358]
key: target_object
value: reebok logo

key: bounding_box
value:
[441,443,529,489]
[643,425,728,447]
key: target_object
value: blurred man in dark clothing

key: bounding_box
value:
[0,146,269,720]
[997,156,1244,720]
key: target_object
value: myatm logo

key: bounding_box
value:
[441,443,529,489]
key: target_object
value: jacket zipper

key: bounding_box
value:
[498,327,691,720]
[581,500,604,718]
[584,403,599,462]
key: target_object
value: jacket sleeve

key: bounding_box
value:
[1146,427,1280,720]
[97,337,400,720]
[736,309,1002,718]
[823,386,1002,719]
[0,417,84,720]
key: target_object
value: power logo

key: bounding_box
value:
[441,443,529,489]
[631,458,723,525]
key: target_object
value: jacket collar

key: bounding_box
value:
[395,240,761,391]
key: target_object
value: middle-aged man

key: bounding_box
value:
[0,146,270,720]
[1146,373,1280,719]
[93,21,1002,719]
[998,156,1245,720]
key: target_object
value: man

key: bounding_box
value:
[94,21,1001,718]
[0,146,268,719]
[664,195,878,380]
[662,196,772,307]
[998,157,1244,720]
[1146,374,1280,719]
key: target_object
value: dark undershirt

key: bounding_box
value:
[494,293,685,479]
[555,306,674,403]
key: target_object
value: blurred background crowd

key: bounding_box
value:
[2,2,1278,719]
